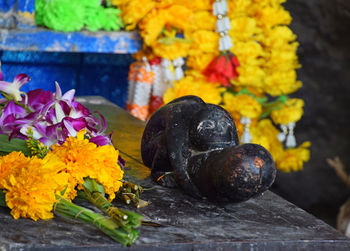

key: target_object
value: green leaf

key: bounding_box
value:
[0,134,31,156]
[83,178,105,196]
[0,189,6,207]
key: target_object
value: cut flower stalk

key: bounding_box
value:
[116,181,149,208]
[54,195,138,246]
[83,178,143,231]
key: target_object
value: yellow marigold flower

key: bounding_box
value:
[139,5,193,46]
[271,98,304,125]
[276,141,311,172]
[265,42,300,71]
[228,0,251,16]
[166,5,194,32]
[0,151,24,181]
[152,41,191,60]
[250,119,284,163]
[231,40,265,66]
[229,17,261,41]
[192,11,216,30]
[118,0,156,30]
[139,10,167,46]
[163,75,222,105]
[0,152,68,221]
[186,53,216,71]
[262,26,297,48]
[235,64,266,89]
[188,30,219,55]
[254,6,292,29]
[264,70,302,96]
[222,93,262,119]
[51,130,124,201]
[173,0,211,11]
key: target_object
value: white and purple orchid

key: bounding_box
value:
[0,74,113,148]
[0,73,30,102]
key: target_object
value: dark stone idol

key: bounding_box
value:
[141,96,276,202]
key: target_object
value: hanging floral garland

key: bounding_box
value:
[112,0,310,172]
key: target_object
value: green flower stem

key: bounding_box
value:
[83,179,143,231]
[260,95,289,119]
[116,181,149,208]
[54,195,138,246]
[0,91,33,113]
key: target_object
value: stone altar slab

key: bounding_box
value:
[0,96,349,250]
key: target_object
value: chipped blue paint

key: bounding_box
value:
[0,0,141,108]
[0,29,142,53]
[16,0,35,29]
[0,0,35,28]
[18,0,35,13]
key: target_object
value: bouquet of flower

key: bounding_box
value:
[0,70,146,246]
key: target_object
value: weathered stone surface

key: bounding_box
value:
[271,0,350,226]
[1,97,348,250]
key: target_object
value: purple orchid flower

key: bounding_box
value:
[0,75,113,148]
[0,101,28,135]
[0,61,3,81]
[0,73,30,102]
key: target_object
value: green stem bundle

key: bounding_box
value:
[54,195,138,246]
[83,179,143,232]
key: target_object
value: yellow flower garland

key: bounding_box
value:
[113,0,310,172]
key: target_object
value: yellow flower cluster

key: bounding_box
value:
[163,73,223,105]
[0,130,124,220]
[0,152,68,220]
[51,130,124,201]
[223,93,262,119]
[251,120,311,172]
[271,98,304,125]
[114,0,310,172]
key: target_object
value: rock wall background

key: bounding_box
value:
[271,0,350,227]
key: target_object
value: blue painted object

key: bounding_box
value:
[0,0,17,12]
[0,0,142,108]
[0,29,142,53]
[0,0,35,28]
[0,51,135,108]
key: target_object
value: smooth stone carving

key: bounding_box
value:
[141,95,276,202]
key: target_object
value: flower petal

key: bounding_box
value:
[54,81,62,100]
[13,73,30,87]
[62,89,76,103]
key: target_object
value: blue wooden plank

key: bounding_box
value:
[82,53,134,67]
[0,28,142,53]
[0,51,82,64]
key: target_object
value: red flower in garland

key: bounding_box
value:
[202,53,240,87]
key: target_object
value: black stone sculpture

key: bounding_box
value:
[141,96,276,202]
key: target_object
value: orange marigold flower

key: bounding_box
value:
[0,152,68,221]
[51,130,124,201]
